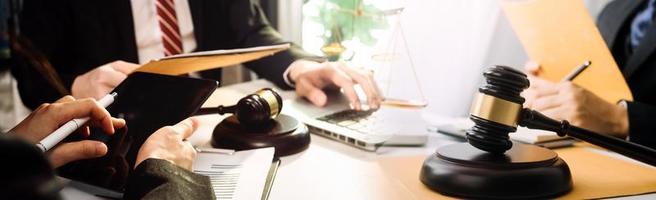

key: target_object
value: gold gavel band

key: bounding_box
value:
[469,93,522,127]
[256,89,280,119]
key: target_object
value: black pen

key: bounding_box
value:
[561,60,591,82]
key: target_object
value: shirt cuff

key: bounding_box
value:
[282,64,295,88]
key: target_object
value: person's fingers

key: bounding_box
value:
[540,107,567,122]
[110,60,140,75]
[100,67,128,88]
[526,74,554,90]
[530,81,560,98]
[525,61,541,76]
[49,140,108,168]
[337,63,381,108]
[112,118,127,129]
[296,81,329,107]
[52,99,115,134]
[169,118,198,140]
[77,126,91,138]
[88,117,126,133]
[327,66,360,110]
[522,89,537,108]
[55,95,76,103]
[531,94,564,111]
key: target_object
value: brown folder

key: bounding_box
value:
[500,0,633,103]
[135,43,290,76]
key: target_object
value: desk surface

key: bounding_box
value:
[188,80,656,200]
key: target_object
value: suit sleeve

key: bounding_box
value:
[626,101,656,149]
[10,0,74,109]
[124,159,215,200]
[0,135,62,200]
[228,0,321,89]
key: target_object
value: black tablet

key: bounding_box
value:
[56,72,218,197]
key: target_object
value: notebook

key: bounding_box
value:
[193,147,278,200]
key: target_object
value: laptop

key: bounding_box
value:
[284,90,428,151]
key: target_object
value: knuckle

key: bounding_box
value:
[36,103,51,111]
[189,148,197,157]
[82,98,101,109]
[159,126,177,136]
[45,103,61,113]
[82,142,97,157]
[62,95,75,101]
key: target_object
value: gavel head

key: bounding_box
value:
[232,88,283,126]
[466,65,530,154]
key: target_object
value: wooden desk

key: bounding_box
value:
[187,80,461,199]
[188,80,656,200]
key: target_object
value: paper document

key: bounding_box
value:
[193,147,275,200]
[135,44,290,75]
[499,0,633,103]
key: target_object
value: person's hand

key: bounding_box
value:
[521,63,629,138]
[288,60,383,110]
[135,118,199,170]
[9,96,126,167]
[522,61,547,108]
[72,60,139,99]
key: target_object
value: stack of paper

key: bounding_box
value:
[192,147,275,200]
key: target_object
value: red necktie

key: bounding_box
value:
[156,0,183,56]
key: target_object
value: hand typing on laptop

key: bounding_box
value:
[288,60,383,110]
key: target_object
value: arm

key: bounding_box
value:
[124,159,214,200]
[228,0,320,89]
[225,0,382,109]
[626,101,656,149]
[10,0,76,109]
[125,118,215,200]
[0,135,61,200]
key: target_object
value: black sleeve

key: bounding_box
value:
[0,135,62,200]
[124,159,214,200]
[10,0,74,109]
[626,101,656,149]
[228,0,322,89]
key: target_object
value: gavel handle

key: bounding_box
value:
[194,105,236,116]
[519,108,656,167]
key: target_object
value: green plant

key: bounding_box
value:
[310,0,389,47]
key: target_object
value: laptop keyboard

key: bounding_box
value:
[317,109,398,136]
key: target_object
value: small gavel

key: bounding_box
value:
[195,88,283,126]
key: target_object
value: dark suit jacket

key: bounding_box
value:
[11,0,315,109]
[0,135,214,200]
[598,0,656,148]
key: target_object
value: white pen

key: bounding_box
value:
[36,92,118,152]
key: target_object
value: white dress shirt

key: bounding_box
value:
[130,0,196,64]
[130,0,295,87]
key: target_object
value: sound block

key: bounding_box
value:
[211,114,310,157]
[420,142,572,199]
